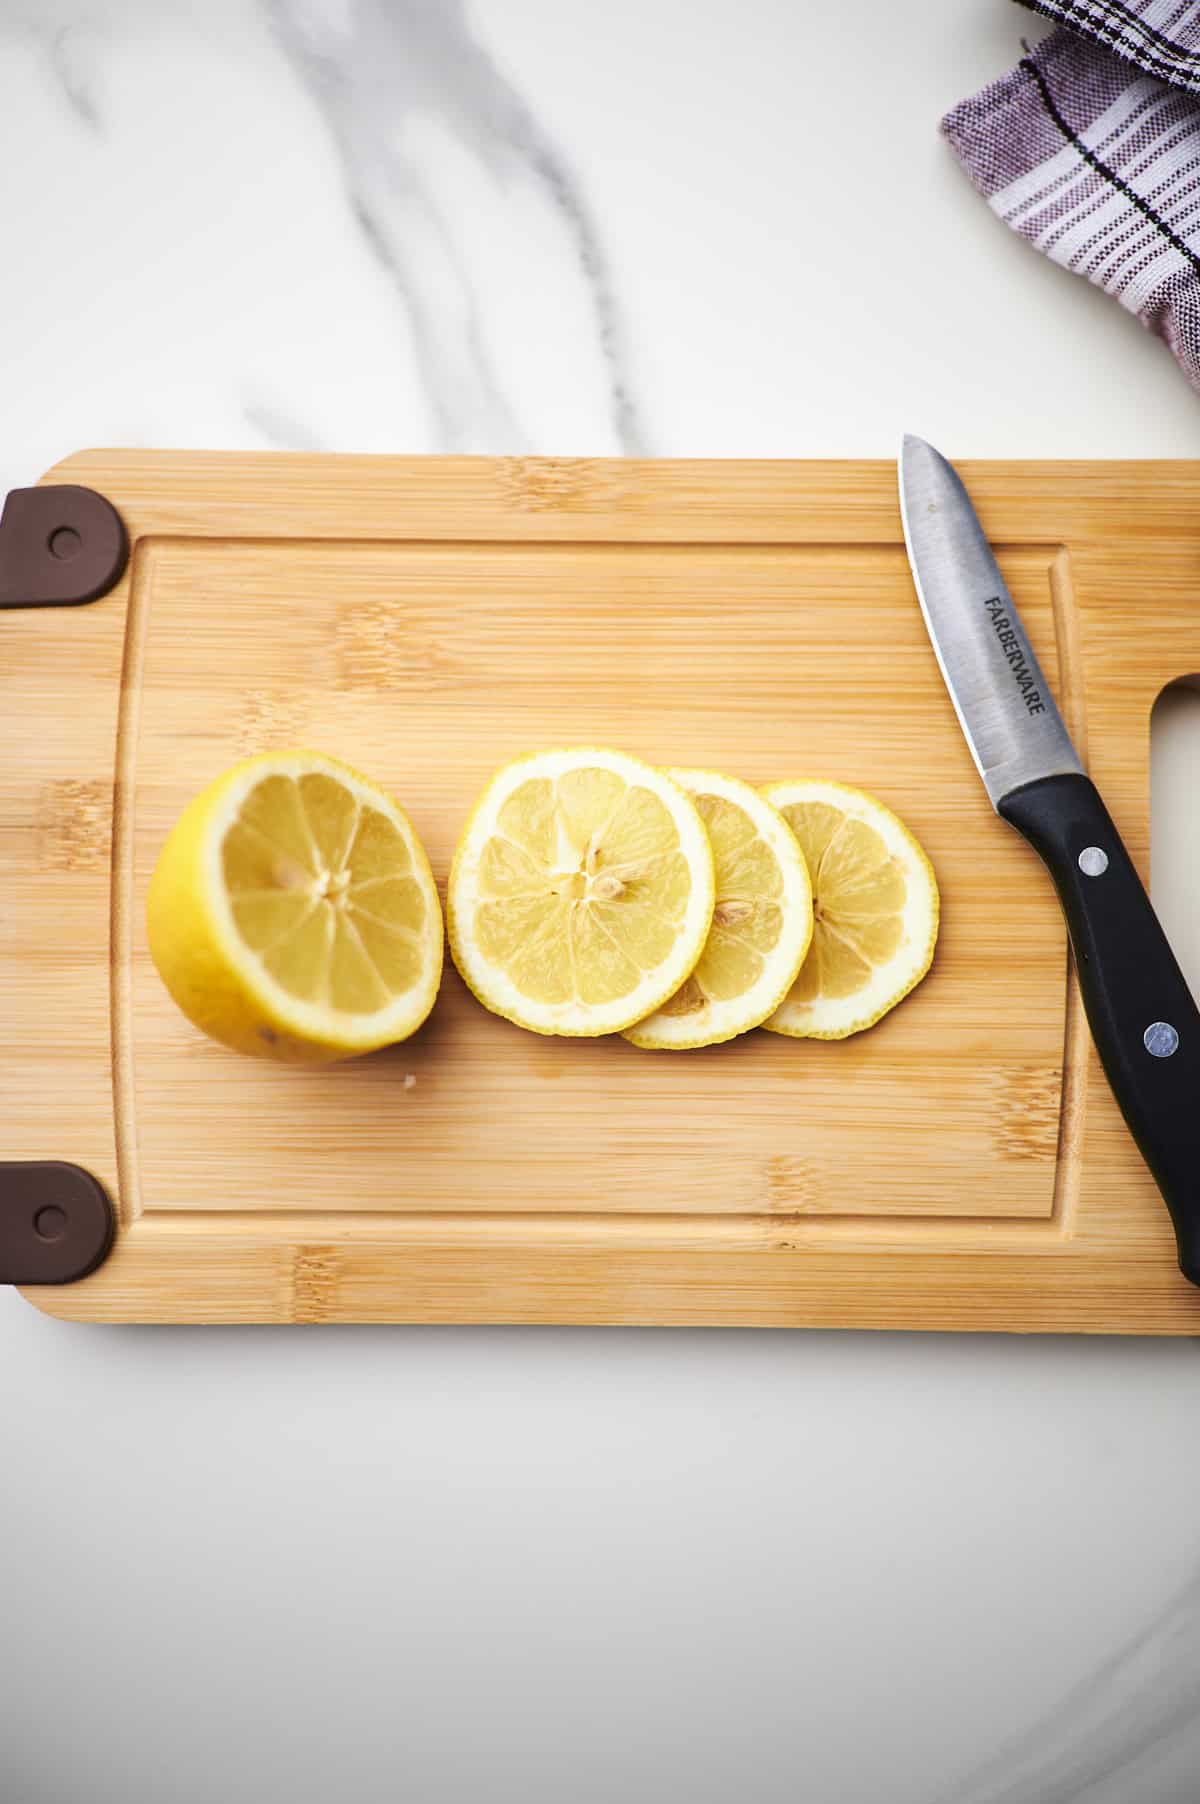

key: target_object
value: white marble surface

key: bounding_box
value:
[3,3,1200,1801]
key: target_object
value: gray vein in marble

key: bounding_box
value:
[266,0,645,454]
[945,1563,1200,1804]
[347,176,525,453]
[47,22,102,129]
[521,132,641,455]
[243,399,327,451]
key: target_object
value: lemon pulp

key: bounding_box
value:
[147,750,443,1062]
[625,769,812,1049]
[762,779,938,1039]
[448,748,714,1036]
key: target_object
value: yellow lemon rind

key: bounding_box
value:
[146,749,443,1064]
[624,766,814,1050]
[447,747,715,1037]
[759,778,939,1042]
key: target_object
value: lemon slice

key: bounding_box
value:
[147,750,443,1062]
[448,748,715,1036]
[625,768,813,1049]
[761,779,938,1039]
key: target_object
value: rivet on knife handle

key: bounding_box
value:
[1000,773,1200,1284]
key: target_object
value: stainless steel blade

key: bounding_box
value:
[898,435,1082,809]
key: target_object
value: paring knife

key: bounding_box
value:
[899,435,1200,1288]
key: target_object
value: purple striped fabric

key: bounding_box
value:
[942,14,1200,390]
[1021,0,1200,94]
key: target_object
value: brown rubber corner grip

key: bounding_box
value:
[0,1161,114,1284]
[0,483,128,608]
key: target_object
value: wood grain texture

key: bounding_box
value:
[8,449,1200,1328]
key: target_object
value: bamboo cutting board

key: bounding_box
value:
[6,449,1200,1330]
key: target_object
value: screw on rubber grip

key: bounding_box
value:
[0,485,128,608]
[0,1162,114,1284]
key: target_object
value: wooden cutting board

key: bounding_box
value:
[6,449,1200,1329]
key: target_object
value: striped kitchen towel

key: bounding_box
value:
[942,10,1200,390]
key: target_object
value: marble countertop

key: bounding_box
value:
[3,3,1200,1802]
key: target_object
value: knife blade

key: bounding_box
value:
[900,434,1200,1289]
[898,435,1082,806]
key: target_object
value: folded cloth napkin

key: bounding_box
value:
[942,10,1200,389]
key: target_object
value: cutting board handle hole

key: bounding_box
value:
[1151,679,1200,1002]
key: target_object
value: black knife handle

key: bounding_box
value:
[999,772,1200,1287]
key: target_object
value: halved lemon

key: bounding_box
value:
[761,779,938,1039]
[447,748,715,1036]
[625,768,812,1049]
[147,750,443,1062]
